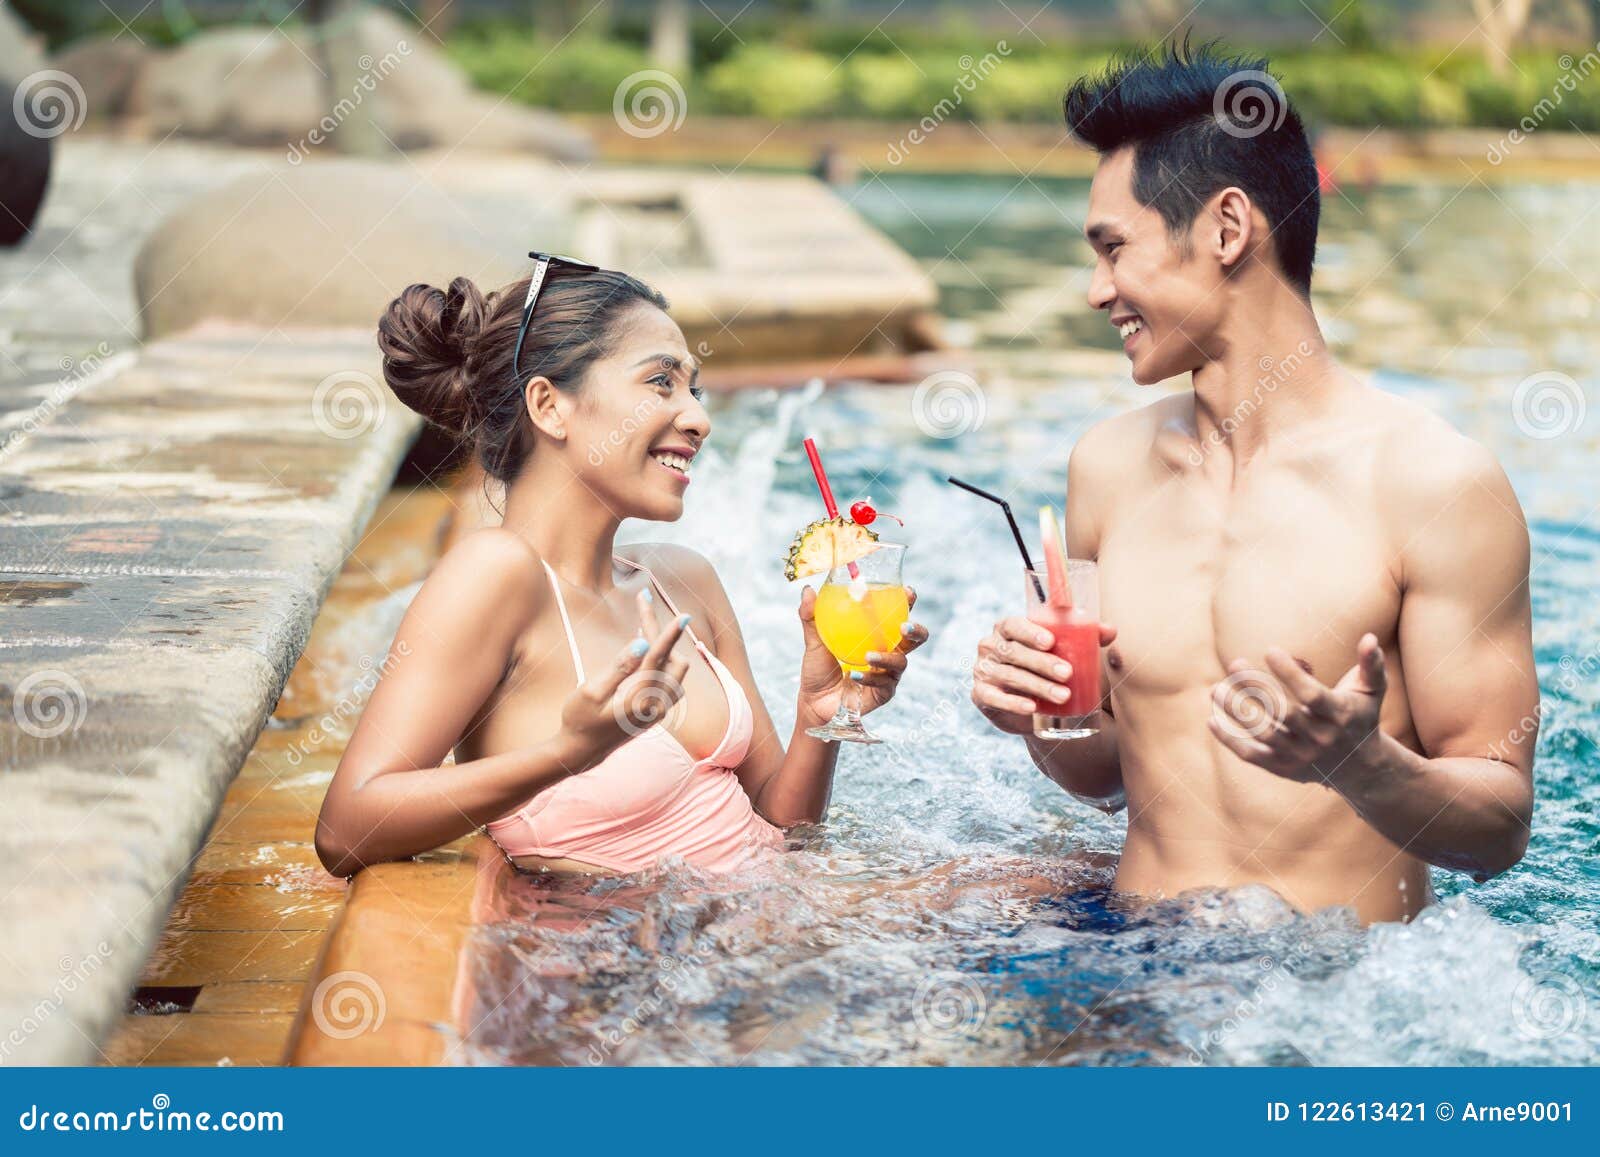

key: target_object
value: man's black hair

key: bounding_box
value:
[1064,39,1320,294]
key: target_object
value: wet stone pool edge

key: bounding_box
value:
[0,324,420,1065]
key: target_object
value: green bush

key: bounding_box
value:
[444,22,1600,134]
[702,45,844,119]
[451,35,655,112]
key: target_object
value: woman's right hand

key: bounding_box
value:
[971,615,1117,735]
[559,588,692,770]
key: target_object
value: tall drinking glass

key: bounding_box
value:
[807,543,909,745]
[1024,560,1102,739]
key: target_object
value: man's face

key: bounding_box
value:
[1083,148,1226,385]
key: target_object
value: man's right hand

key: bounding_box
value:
[971,616,1117,735]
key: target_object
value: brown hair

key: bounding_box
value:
[377,267,669,483]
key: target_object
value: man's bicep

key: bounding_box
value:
[1396,457,1537,772]
[1065,435,1107,558]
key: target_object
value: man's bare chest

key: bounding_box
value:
[1094,472,1400,695]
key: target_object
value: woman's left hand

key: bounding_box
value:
[796,585,929,726]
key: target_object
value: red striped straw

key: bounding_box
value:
[802,436,859,578]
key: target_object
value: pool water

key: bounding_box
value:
[441,175,1599,1065]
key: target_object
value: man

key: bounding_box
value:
[971,43,1537,925]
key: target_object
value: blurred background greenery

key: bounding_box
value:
[16,0,1600,131]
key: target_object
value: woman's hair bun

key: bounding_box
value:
[377,276,492,435]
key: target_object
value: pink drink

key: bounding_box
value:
[1027,600,1101,719]
[1024,553,1103,740]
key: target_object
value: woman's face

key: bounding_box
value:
[565,303,709,522]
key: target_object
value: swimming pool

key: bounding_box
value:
[435,175,1597,1065]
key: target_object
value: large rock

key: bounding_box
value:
[128,27,280,137]
[52,35,149,121]
[1,5,53,246]
[123,10,590,161]
[132,160,539,339]
[0,2,45,80]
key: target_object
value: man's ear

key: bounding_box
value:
[1211,186,1256,273]
[524,376,567,441]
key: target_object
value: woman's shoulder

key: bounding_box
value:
[418,527,548,618]
[616,542,727,610]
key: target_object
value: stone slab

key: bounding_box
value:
[0,325,418,1065]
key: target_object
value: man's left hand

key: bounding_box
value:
[1207,632,1388,786]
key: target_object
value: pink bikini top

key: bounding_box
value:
[485,555,783,874]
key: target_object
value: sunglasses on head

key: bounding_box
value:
[513,251,600,382]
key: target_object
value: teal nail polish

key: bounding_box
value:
[642,588,653,604]
[677,613,691,628]
[900,622,914,636]
[849,670,864,682]
[629,637,649,657]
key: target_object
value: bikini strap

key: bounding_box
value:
[539,560,586,683]
[615,556,704,651]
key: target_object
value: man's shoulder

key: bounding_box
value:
[1070,392,1182,474]
[1363,392,1526,572]
[1371,392,1510,504]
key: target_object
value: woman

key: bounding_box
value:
[314,259,927,878]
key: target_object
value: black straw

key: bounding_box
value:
[947,476,1046,601]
